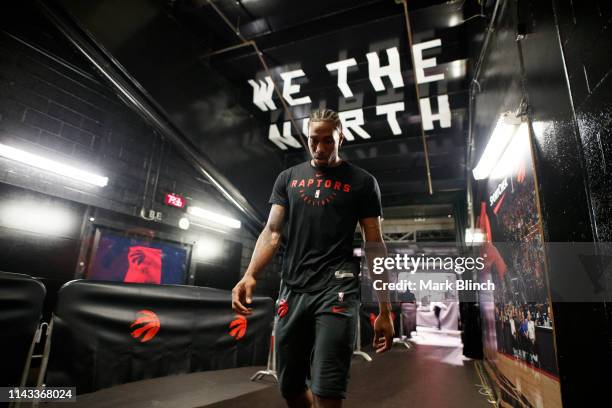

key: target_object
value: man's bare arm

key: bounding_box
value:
[232,204,286,315]
[359,216,394,352]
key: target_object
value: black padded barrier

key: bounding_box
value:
[44,280,274,393]
[0,271,46,387]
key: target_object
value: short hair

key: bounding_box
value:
[308,108,342,131]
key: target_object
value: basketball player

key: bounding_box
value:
[232,108,393,408]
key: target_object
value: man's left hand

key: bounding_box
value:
[373,312,394,353]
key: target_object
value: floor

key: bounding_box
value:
[43,329,493,408]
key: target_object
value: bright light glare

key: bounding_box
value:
[0,201,75,235]
[187,206,241,229]
[448,60,467,79]
[489,123,529,180]
[178,217,190,230]
[448,15,461,27]
[465,228,486,244]
[0,143,108,187]
[472,113,521,180]
[194,237,222,260]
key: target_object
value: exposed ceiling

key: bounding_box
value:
[48,0,487,221]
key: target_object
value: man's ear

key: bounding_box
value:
[338,130,344,146]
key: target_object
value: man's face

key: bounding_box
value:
[308,120,343,167]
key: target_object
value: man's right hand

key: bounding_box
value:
[373,311,394,353]
[231,274,257,315]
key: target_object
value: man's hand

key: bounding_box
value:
[232,275,257,315]
[373,311,394,353]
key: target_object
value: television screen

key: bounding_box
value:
[88,229,189,285]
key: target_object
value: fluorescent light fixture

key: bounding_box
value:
[187,206,241,229]
[0,201,75,235]
[472,112,522,180]
[0,143,108,187]
[465,228,486,244]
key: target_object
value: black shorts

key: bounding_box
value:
[275,278,359,399]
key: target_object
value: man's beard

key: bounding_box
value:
[312,155,340,168]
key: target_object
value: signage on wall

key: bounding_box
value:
[248,40,452,150]
[164,193,185,209]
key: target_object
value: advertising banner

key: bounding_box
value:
[476,124,561,407]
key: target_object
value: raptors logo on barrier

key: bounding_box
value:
[130,310,160,342]
[229,315,247,340]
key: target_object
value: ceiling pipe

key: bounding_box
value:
[37,0,265,235]
[400,0,434,195]
[201,41,253,58]
[465,0,501,230]
[205,0,309,152]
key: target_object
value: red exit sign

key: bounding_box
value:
[164,193,185,209]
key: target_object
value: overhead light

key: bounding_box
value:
[472,112,522,180]
[187,206,241,229]
[0,143,108,187]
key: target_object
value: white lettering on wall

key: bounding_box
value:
[280,69,312,106]
[268,121,302,150]
[365,47,404,92]
[376,102,405,135]
[420,94,451,130]
[338,109,372,140]
[247,40,457,149]
[247,77,277,111]
[325,58,358,98]
[412,39,445,84]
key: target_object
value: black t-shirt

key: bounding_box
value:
[269,160,382,292]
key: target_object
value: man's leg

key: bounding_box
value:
[310,291,358,406]
[286,389,314,408]
[313,393,342,408]
[276,292,315,407]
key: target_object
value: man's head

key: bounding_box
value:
[308,108,343,167]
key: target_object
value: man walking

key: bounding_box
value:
[232,108,394,408]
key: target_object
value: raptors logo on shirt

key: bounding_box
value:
[290,177,352,207]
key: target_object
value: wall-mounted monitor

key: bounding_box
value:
[87,228,190,285]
